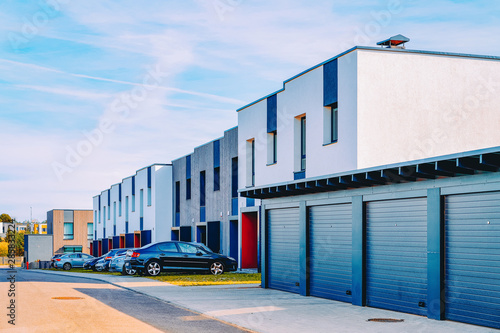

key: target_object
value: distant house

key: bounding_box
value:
[47,209,93,254]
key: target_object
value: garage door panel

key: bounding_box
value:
[445,191,500,329]
[267,208,300,294]
[366,198,428,316]
[309,203,352,302]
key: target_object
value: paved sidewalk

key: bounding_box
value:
[28,269,498,333]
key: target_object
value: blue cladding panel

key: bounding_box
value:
[141,230,152,246]
[98,195,101,210]
[171,230,179,241]
[102,240,108,254]
[214,140,220,168]
[175,213,180,227]
[108,191,110,206]
[112,236,120,249]
[246,198,255,207]
[267,94,277,133]
[180,226,192,242]
[294,171,305,180]
[140,217,143,231]
[200,207,206,222]
[119,184,122,201]
[186,155,191,179]
[323,59,338,106]
[93,240,99,256]
[231,198,238,216]
[132,176,135,195]
[309,203,353,302]
[229,220,238,261]
[147,167,151,188]
[208,221,221,253]
[267,208,300,294]
[125,233,134,248]
[366,197,428,316]
[113,225,116,236]
[103,227,106,239]
[445,191,500,329]
[125,222,129,233]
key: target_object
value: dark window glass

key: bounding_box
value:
[214,167,220,191]
[157,242,179,252]
[301,116,306,171]
[186,179,191,200]
[200,171,206,206]
[178,243,198,254]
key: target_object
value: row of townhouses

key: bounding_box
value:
[89,36,500,329]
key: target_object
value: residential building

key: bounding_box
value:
[92,164,173,256]
[237,38,500,330]
[47,209,93,254]
[33,222,47,234]
[172,127,248,267]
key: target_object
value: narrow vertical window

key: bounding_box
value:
[331,105,338,143]
[214,167,220,191]
[200,171,206,206]
[301,116,306,171]
[132,194,135,212]
[140,189,144,218]
[87,223,93,240]
[125,196,129,222]
[147,187,152,206]
[252,140,255,185]
[246,139,255,187]
[175,181,180,227]
[63,210,74,240]
[186,179,191,199]
[267,131,277,165]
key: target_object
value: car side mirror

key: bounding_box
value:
[196,251,203,256]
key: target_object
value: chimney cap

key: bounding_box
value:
[377,34,410,48]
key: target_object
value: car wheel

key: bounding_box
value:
[121,264,136,276]
[145,260,161,276]
[210,261,224,275]
[96,265,103,272]
[63,263,71,271]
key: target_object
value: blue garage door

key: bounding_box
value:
[267,207,300,294]
[366,197,428,316]
[445,191,500,329]
[309,203,352,302]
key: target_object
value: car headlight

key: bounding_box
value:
[228,257,236,261]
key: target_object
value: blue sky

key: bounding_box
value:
[1,0,500,222]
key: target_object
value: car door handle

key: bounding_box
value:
[183,255,188,257]
[160,253,165,255]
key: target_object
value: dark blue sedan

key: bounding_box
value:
[124,241,237,276]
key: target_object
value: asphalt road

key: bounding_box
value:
[0,268,251,333]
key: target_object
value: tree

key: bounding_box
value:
[0,242,8,256]
[0,213,12,222]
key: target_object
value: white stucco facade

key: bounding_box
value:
[238,46,500,189]
[92,164,173,244]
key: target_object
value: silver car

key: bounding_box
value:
[54,253,95,270]
[109,254,136,275]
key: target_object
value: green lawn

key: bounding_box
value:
[145,272,261,286]
[47,268,261,286]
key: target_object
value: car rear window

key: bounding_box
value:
[157,242,178,252]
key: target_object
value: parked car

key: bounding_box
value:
[109,254,136,275]
[94,248,131,272]
[54,253,95,270]
[50,254,64,268]
[83,255,104,271]
[124,241,237,276]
